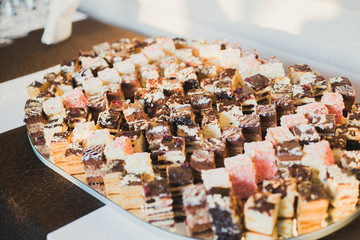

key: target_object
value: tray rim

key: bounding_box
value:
[28,133,360,240]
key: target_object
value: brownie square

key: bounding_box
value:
[234,86,257,113]
[335,85,356,113]
[214,80,233,100]
[146,120,171,143]
[292,84,315,106]
[271,83,292,97]
[244,74,271,92]
[170,104,196,130]
[97,110,121,131]
[290,124,320,145]
[190,149,216,181]
[256,104,277,137]
[221,127,245,157]
[202,138,227,168]
[189,90,212,111]
[120,73,140,100]
[275,140,303,162]
[329,77,352,91]
[87,94,108,121]
[311,114,336,136]
[237,113,262,142]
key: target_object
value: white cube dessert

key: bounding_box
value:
[175,48,193,62]
[244,192,281,235]
[114,59,136,75]
[42,96,65,119]
[258,56,285,79]
[104,136,134,161]
[142,44,165,61]
[97,67,120,84]
[125,152,154,175]
[156,37,176,54]
[202,167,231,194]
[86,129,112,147]
[83,77,103,96]
[72,121,97,143]
[129,52,148,67]
[220,48,241,68]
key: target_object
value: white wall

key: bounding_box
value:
[79,0,360,87]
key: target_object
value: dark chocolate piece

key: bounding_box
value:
[270,94,294,124]
[335,85,356,113]
[167,164,193,187]
[176,67,199,93]
[87,94,107,121]
[256,104,277,137]
[221,127,245,156]
[234,86,256,113]
[24,107,46,126]
[202,138,226,168]
[170,104,196,131]
[103,159,125,174]
[237,114,262,142]
[292,64,312,73]
[189,90,212,111]
[207,195,242,239]
[143,178,170,197]
[190,149,216,181]
[275,140,303,161]
[81,145,105,168]
[105,84,124,103]
[97,110,121,130]
[249,194,276,214]
[146,120,171,143]
[244,73,270,91]
[311,114,336,136]
[297,183,327,202]
[120,73,140,100]
[214,80,233,100]
[287,164,313,183]
[329,77,352,92]
[290,124,320,145]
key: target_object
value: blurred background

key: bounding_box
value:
[78,0,360,79]
[1,0,359,77]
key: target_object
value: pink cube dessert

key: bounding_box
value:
[62,87,87,108]
[244,141,277,183]
[265,126,295,145]
[142,44,165,61]
[224,154,257,199]
[296,102,329,121]
[104,136,134,161]
[302,140,335,170]
[280,113,308,128]
[321,92,345,124]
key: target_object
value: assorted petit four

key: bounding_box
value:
[24,37,360,239]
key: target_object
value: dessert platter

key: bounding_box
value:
[24,37,360,239]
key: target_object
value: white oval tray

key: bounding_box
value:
[29,134,360,240]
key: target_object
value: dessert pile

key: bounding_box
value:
[24,37,360,239]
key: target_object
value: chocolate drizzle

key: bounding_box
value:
[249,194,276,215]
